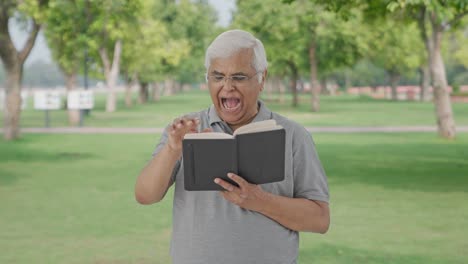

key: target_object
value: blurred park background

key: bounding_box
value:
[1,0,468,263]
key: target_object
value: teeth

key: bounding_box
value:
[222,98,240,110]
[223,100,233,109]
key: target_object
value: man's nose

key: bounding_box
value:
[222,78,235,90]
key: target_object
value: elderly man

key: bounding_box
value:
[135,29,329,264]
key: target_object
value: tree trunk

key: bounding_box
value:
[320,79,327,95]
[152,82,160,102]
[309,41,320,112]
[419,64,431,101]
[344,69,351,92]
[139,82,149,104]
[124,82,133,108]
[99,40,122,113]
[278,77,286,104]
[174,81,181,93]
[164,78,174,96]
[389,71,400,101]
[64,72,80,126]
[0,14,40,140]
[271,77,280,101]
[417,7,433,103]
[3,65,22,140]
[265,78,273,101]
[288,62,298,107]
[430,27,456,139]
[124,73,135,108]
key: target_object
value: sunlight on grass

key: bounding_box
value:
[1,133,467,263]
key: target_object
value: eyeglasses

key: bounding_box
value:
[206,72,262,86]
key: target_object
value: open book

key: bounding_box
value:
[182,119,285,191]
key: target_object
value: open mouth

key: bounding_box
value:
[221,97,241,112]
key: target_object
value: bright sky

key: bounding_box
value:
[9,0,235,65]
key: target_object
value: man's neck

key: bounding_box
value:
[228,114,257,131]
[228,105,260,131]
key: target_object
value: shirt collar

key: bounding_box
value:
[208,100,272,126]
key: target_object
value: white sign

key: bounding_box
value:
[21,91,28,109]
[67,90,94,110]
[34,90,62,110]
[1,90,29,110]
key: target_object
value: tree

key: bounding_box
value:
[367,19,422,100]
[166,0,218,86]
[148,0,217,96]
[314,0,467,138]
[298,3,367,110]
[0,0,48,140]
[86,0,142,112]
[235,0,367,109]
[234,0,307,107]
[394,0,467,138]
[119,0,190,104]
[44,0,87,125]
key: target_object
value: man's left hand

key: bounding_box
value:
[214,173,269,212]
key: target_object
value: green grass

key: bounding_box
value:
[6,89,468,128]
[1,133,467,263]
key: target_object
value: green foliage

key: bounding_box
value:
[366,19,423,77]
[153,0,219,83]
[234,0,306,76]
[44,0,87,75]
[348,59,388,87]
[450,23,468,68]
[85,0,142,73]
[17,0,50,23]
[118,0,218,84]
[120,1,189,83]
[234,0,367,78]
[387,0,468,25]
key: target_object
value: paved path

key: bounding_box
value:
[5,126,468,134]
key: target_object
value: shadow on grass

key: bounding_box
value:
[0,168,19,186]
[0,138,94,186]
[319,140,468,193]
[299,243,458,264]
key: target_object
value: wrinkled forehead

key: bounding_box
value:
[208,49,255,73]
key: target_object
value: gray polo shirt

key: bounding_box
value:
[153,101,329,264]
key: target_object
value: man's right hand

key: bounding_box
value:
[167,116,202,153]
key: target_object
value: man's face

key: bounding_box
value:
[207,48,265,129]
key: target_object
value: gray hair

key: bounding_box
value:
[204,29,268,83]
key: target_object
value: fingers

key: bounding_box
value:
[227,173,248,189]
[219,190,244,206]
[214,177,236,192]
[215,173,249,199]
[171,116,199,131]
[166,116,201,152]
[169,116,200,136]
[227,173,249,198]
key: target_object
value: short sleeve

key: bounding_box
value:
[152,125,181,185]
[292,127,329,203]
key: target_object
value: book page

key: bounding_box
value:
[235,125,283,135]
[184,132,234,139]
[234,119,282,135]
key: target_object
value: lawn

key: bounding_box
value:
[6,89,468,128]
[1,133,467,263]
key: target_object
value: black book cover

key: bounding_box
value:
[182,128,285,191]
